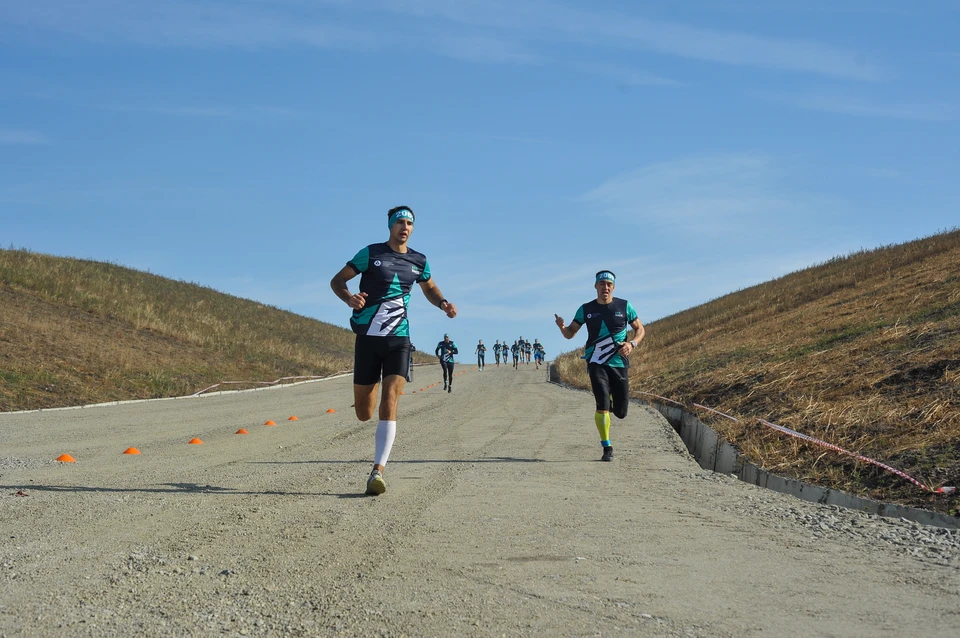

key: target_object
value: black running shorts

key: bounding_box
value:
[354,335,411,386]
[587,363,629,419]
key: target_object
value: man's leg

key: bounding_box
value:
[362,338,409,496]
[611,367,629,420]
[588,365,615,461]
[371,374,404,475]
[354,383,379,422]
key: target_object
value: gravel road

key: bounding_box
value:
[1,363,958,637]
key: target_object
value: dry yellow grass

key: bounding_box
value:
[555,229,960,514]
[0,249,429,410]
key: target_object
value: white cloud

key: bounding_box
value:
[573,63,685,88]
[580,153,798,235]
[432,35,541,65]
[0,129,50,145]
[91,103,300,120]
[0,1,891,81]
[753,90,958,121]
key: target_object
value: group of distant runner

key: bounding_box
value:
[484,338,545,370]
[430,336,546,390]
[330,204,645,496]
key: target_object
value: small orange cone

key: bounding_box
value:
[236,428,249,435]
[264,420,276,426]
[400,391,405,395]
[326,408,336,413]
[123,447,141,455]
[56,453,76,463]
[188,438,204,445]
[288,416,299,421]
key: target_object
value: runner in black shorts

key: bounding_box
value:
[555,270,644,462]
[330,205,457,495]
[493,340,502,366]
[436,334,458,392]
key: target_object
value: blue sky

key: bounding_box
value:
[2,0,958,364]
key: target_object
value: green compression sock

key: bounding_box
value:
[594,411,611,444]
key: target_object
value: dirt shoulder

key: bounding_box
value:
[1,364,958,637]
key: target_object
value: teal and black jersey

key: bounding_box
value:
[347,243,431,337]
[435,340,458,363]
[572,297,639,368]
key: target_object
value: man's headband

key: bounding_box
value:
[596,270,616,284]
[388,207,415,229]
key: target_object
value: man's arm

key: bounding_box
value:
[618,318,646,357]
[554,313,581,340]
[419,279,457,318]
[330,265,366,309]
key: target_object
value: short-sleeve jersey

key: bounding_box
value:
[476,344,486,354]
[493,343,502,354]
[347,243,431,337]
[572,297,639,368]
[436,340,458,363]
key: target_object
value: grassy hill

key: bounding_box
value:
[0,248,417,411]
[4,233,958,515]
[554,229,960,514]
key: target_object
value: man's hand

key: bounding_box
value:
[347,292,368,310]
[441,300,457,318]
[554,314,565,329]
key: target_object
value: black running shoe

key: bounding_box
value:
[601,446,614,462]
[448,385,452,393]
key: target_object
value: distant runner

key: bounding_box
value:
[436,334,458,393]
[407,344,416,383]
[555,270,644,462]
[493,340,502,367]
[533,339,545,369]
[330,205,457,496]
[511,341,520,370]
[475,340,487,370]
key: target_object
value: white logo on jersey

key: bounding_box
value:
[374,260,382,267]
[587,313,593,319]
[412,267,421,275]
[367,297,405,336]
[589,336,618,365]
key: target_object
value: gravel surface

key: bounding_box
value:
[1,364,958,637]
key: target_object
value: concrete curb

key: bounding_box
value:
[548,364,960,530]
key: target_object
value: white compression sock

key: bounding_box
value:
[374,420,397,467]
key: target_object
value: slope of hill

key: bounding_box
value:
[0,249,371,411]
[554,229,960,514]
